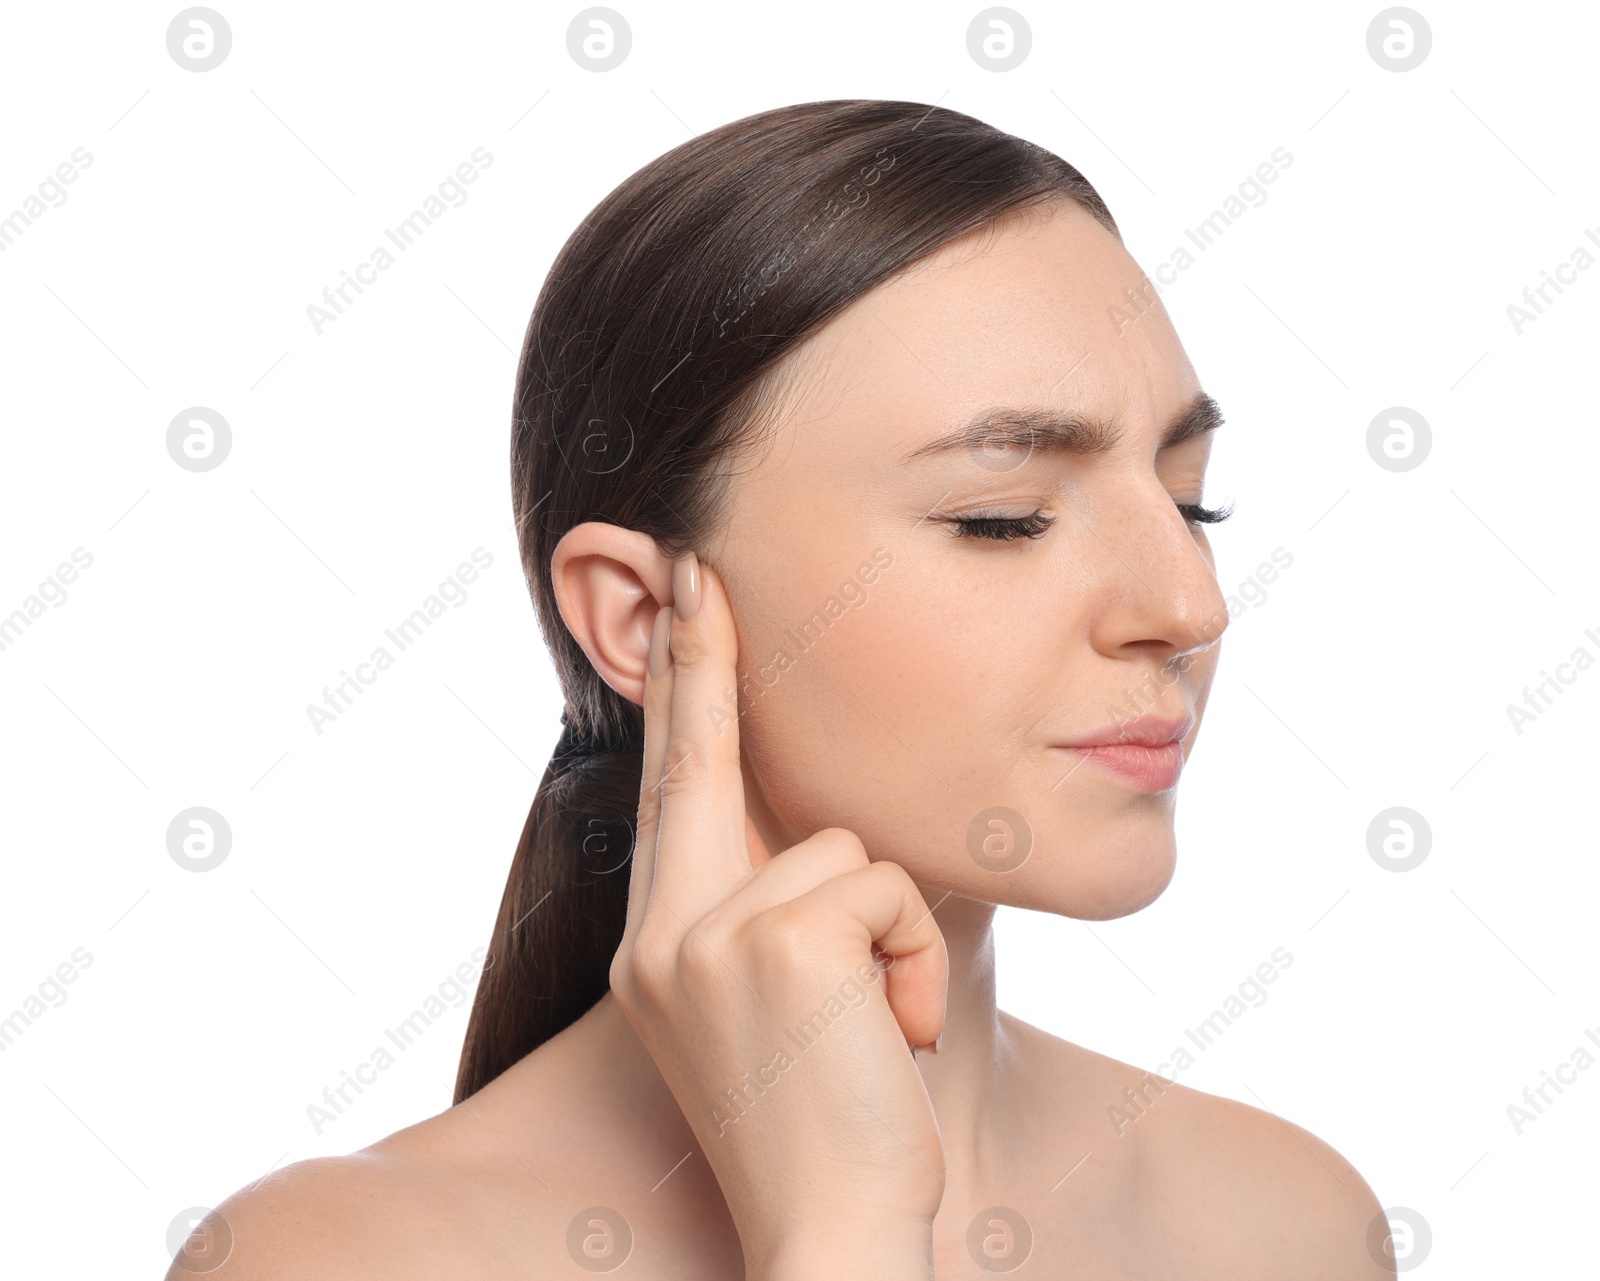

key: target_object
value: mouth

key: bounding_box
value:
[1052,741,1184,792]
[1050,712,1194,793]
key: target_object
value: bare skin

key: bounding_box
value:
[179,1000,1387,1278]
[175,202,1393,1279]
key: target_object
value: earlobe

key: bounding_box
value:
[550,522,676,706]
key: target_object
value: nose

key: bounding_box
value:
[1080,480,1230,665]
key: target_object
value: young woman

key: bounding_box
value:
[180,99,1391,1279]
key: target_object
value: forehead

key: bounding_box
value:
[760,201,1201,476]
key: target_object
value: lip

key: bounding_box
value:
[1057,712,1194,750]
[1051,712,1194,793]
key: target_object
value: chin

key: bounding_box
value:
[1025,810,1178,920]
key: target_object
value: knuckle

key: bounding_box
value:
[665,615,714,667]
[624,929,677,999]
[812,826,870,869]
[635,782,662,830]
[869,857,915,893]
[607,953,637,1007]
[691,904,741,954]
[655,740,712,799]
[864,861,936,931]
[748,902,818,961]
[676,929,732,988]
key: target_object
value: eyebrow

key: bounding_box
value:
[899,392,1223,463]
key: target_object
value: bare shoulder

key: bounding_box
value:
[164,1109,524,1280]
[1002,1015,1394,1279]
[162,1011,714,1281]
[1134,1075,1394,1278]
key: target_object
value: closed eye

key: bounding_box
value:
[946,498,1231,541]
[944,511,1057,541]
[1176,501,1233,525]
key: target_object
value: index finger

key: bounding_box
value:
[631,555,753,932]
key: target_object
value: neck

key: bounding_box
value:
[543,885,1015,1192]
[902,887,1011,1161]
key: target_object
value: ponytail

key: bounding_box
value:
[453,703,642,1103]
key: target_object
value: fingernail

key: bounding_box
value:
[673,551,701,622]
[649,604,673,678]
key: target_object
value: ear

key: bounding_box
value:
[550,522,676,707]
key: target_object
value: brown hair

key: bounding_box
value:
[453,98,1119,1103]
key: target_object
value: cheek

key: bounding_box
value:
[734,566,1044,861]
[737,590,974,814]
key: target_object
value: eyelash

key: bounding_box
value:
[946,511,1057,541]
[1177,501,1234,526]
[947,501,1233,541]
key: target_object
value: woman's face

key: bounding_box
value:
[713,198,1229,920]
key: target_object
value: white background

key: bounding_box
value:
[1,1,1594,1275]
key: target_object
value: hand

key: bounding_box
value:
[607,554,949,1279]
